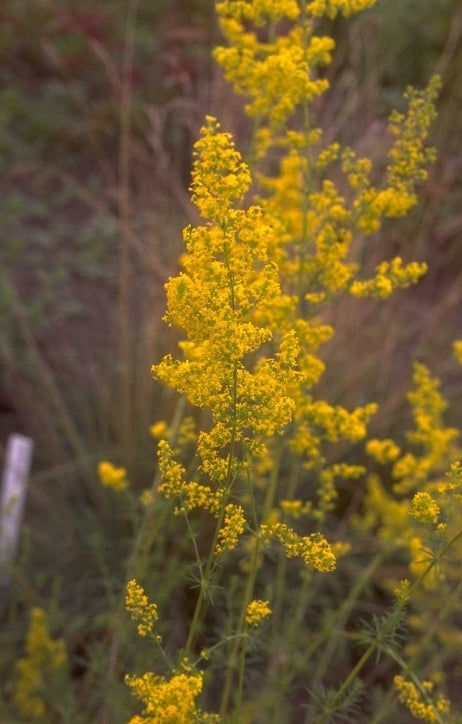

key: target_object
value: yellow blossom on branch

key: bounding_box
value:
[366,438,401,464]
[126,665,221,724]
[410,492,440,526]
[279,498,312,519]
[125,579,159,639]
[394,675,450,723]
[216,503,246,554]
[149,420,169,440]
[153,118,304,513]
[350,257,428,300]
[260,522,336,571]
[307,0,377,18]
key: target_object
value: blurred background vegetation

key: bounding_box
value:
[0,0,461,721]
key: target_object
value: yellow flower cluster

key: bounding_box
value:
[215,0,439,310]
[387,78,440,186]
[359,355,462,605]
[350,257,427,300]
[14,608,67,719]
[206,3,440,549]
[307,0,377,18]
[366,438,401,464]
[345,78,440,236]
[315,463,365,520]
[216,503,246,554]
[279,498,312,519]
[410,491,440,525]
[215,5,332,130]
[357,474,409,543]
[157,439,223,516]
[289,398,376,519]
[125,579,159,638]
[245,599,272,626]
[153,118,308,541]
[189,115,251,221]
[393,579,411,603]
[306,400,378,444]
[393,363,459,494]
[154,120,298,435]
[260,522,336,571]
[98,460,128,492]
[126,664,221,724]
[216,0,301,25]
[150,420,169,440]
[394,676,450,723]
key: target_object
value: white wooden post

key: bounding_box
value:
[0,433,34,585]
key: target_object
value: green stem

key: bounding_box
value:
[406,526,462,598]
[370,576,462,723]
[219,538,261,720]
[314,645,375,724]
[184,494,230,658]
[219,459,262,718]
[234,552,259,721]
[307,544,390,694]
[382,647,447,724]
[313,527,462,723]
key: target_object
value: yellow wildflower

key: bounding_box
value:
[394,675,450,723]
[279,499,312,519]
[410,491,440,525]
[216,503,246,554]
[366,438,401,464]
[260,522,336,572]
[245,599,272,627]
[307,0,377,18]
[126,666,220,724]
[14,608,67,719]
[350,257,427,300]
[387,77,440,185]
[98,460,128,492]
[149,421,169,440]
[125,579,159,638]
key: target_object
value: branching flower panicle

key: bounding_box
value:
[122,2,449,722]
[126,579,159,639]
[394,675,450,723]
